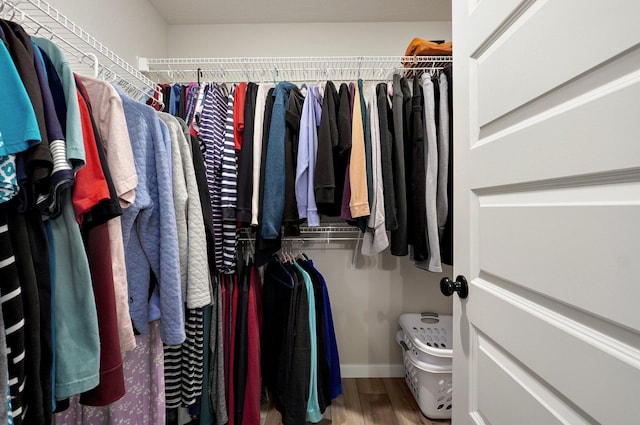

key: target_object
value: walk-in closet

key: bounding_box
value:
[0,0,637,424]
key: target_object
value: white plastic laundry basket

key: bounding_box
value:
[396,312,454,419]
[402,346,453,419]
[398,313,453,366]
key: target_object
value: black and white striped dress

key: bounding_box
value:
[0,208,26,424]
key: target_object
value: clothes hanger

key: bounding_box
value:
[280,240,291,263]
[269,259,295,288]
[17,8,25,25]
[33,22,54,40]
[243,240,254,264]
[7,1,16,21]
[109,69,118,83]
[82,52,99,78]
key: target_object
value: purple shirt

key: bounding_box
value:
[295,84,323,226]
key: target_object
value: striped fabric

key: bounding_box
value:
[221,86,238,273]
[0,212,26,425]
[200,83,232,274]
[181,308,204,405]
[199,83,218,271]
[163,344,182,408]
[36,138,74,218]
[164,308,204,408]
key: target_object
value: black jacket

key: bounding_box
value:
[236,83,258,224]
[283,87,305,234]
[411,77,428,261]
[390,74,408,256]
[315,81,339,213]
[376,83,398,232]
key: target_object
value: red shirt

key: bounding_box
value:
[72,89,110,225]
[233,82,248,150]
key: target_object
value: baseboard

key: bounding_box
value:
[340,364,404,378]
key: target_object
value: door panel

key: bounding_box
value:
[475,332,592,425]
[466,0,535,53]
[473,75,640,188]
[469,281,640,425]
[453,0,640,424]
[477,45,640,145]
[474,0,640,126]
[478,198,640,330]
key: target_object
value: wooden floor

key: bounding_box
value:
[260,378,452,425]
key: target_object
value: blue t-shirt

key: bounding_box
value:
[0,42,41,156]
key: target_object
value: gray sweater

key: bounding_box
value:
[420,75,443,273]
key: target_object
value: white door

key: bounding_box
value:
[451,1,640,424]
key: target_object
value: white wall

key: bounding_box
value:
[166,21,452,57]
[46,0,168,66]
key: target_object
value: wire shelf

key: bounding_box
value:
[139,55,453,83]
[1,0,160,100]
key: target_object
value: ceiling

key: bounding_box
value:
[148,0,452,25]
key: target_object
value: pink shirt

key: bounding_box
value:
[76,74,137,353]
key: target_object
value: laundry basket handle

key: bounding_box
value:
[420,312,440,323]
[399,340,410,352]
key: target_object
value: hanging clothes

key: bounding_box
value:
[282,86,305,236]
[262,258,311,425]
[0,205,27,425]
[0,17,457,420]
[261,81,297,240]
[315,81,338,215]
[236,82,258,225]
[376,83,398,232]
[362,83,388,256]
[304,259,342,399]
[117,88,185,344]
[241,261,263,425]
[221,86,239,273]
[250,83,275,227]
[295,84,322,227]
[390,74,409,256]
[410,76,428,262]
[57,320,166,425]
[440,66,454,266]
[418,74,442,273]
[77,74,138,354]
[348,82,370,219]
[261,253,341,425]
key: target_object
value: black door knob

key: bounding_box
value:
[440,275,469,299]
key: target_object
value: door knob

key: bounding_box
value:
[440,275,469,299]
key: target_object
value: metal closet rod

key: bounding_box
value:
[237,224,363,242]
[2,0,161,100]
